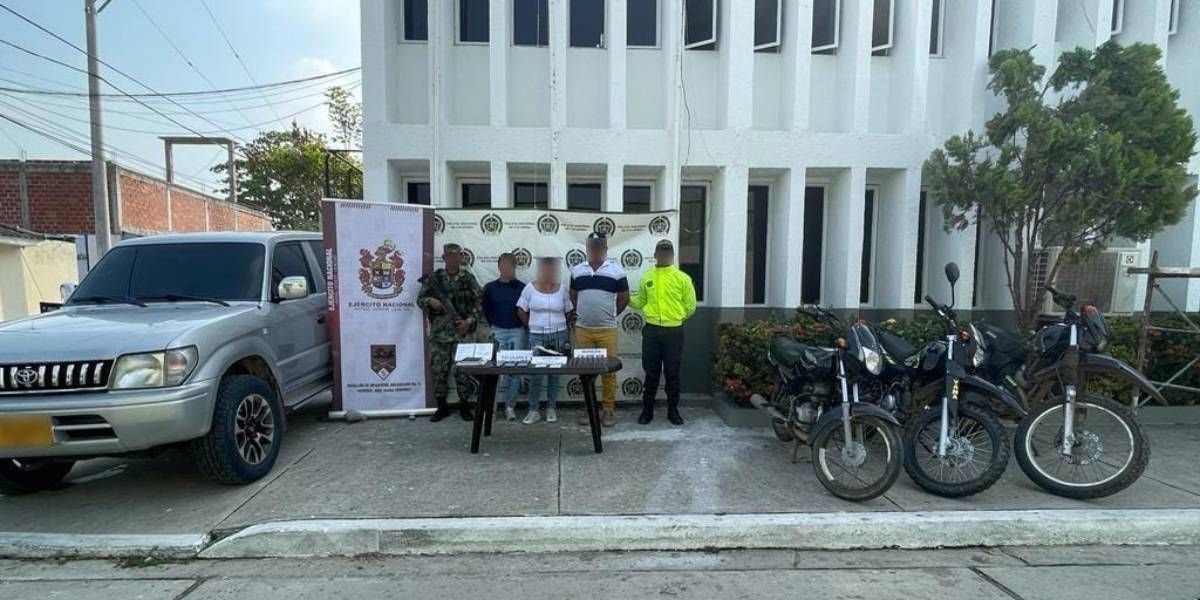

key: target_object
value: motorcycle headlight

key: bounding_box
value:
[862,346,883,375]
[111,347,198,389]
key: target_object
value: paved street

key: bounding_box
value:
[2,396,1199,540]
[4,545,1200,599]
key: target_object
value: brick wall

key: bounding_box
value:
[0,160,272,237]
[0,172,19,226]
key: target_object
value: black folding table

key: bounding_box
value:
[456,357,622,454]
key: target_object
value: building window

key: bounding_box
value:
[513,182,548,208]
[1111,0,1124,35]
[628,0,658,46]
[1169,0,1180,35]
[403,0,428,41]
[871,0,894,55]
[812,0,839,53]
[801,186,824,304]
[514,0,550,46]
[929,0,944,56]
[570,0,605,47]
[406,181,430,205]
[459,0,489,43]
[680,185,707,301]
[567,183,602,211]
[914,191,928,304]
[461,182,491,208]
[624,185,652,212]
[684,0,717,50]
[860,189,876,304]
[754,0,782,52]
[746,185,769,304]
[988,0,997,57]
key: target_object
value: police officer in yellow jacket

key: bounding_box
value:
[629,240,697,425]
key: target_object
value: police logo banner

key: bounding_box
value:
[434,209,678,400]
[323,200,434,416]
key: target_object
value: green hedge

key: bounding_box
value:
[713,310,1200,406]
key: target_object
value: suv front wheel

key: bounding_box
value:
[191,375,284,485]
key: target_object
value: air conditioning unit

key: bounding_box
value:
[1031,247,1141,315]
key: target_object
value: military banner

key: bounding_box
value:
[322,199,435,416]
[433,208,678,403]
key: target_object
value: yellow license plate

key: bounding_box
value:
[0,415,54,449]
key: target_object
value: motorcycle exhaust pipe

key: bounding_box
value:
[749,393,788,422]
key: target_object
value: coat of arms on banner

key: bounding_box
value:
[480,213,504,235]
[511,247,533,269]
[359,240,406,299]
[537,214,560,235]
[593,217,616,238]
[620,248,643,270]
[371,344,397,380]
[564,248,586,268]
[648,215,671,235]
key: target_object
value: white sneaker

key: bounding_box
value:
[505,405,517,421]
[546,407,558,423]
[522,411,542,425]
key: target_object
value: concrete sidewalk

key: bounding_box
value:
[2,396,1198,557]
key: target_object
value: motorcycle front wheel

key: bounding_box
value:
[903,402,1010,498]
[1014,394,1149,499]
[811,414,902,502]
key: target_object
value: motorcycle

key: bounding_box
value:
[872,263,1023,498]
[750,306,903,502]
[973,286,1155,499]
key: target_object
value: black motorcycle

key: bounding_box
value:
[973,287,1154,499]
[873,263,1023,498]
[750,306,903,502]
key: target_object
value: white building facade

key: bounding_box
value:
[360,0,1200,322]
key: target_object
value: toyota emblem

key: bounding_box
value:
[13,367,38,387]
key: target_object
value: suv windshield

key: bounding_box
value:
[69,242,265,304]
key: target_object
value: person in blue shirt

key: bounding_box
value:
[482,253,527,421]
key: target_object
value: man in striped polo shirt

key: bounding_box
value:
[569,232,629,427]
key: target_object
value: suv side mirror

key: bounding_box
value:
[59,282,77,301]
[276,276,309,301]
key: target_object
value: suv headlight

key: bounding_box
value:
[110,347,198,389]
[862,346,882,375]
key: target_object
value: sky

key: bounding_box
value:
[0,0,361,194]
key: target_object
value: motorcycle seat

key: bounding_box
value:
[877,330,919,361]
[771,336,836,374]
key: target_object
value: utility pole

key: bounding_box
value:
[85,0,111,256]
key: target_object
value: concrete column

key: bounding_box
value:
[360,0,391,202]
[428,0,450,207]
[604,163,623,212]
[1029,0,1059,71]
[782,0,813,131]
[723,0,755,130]
[662,0,682,211]
[490,161,510,208]
[550,162,568,210]
[709,165,749,307]
[835,0,873,133]
[873,169,921,309]
[1118,0,1172,57]
[768,165,807,307]
[608,0,627,129]
[893,0,932,134]
[488,0,509,127]
[823,167,867,309]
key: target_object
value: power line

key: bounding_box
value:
[129,0,255,127]
[0,66,360,99]
[197,0,283,122]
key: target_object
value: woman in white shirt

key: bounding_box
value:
[516,257,574,424]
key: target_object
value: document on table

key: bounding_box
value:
[455,343,494,364]
[531,356,569,368]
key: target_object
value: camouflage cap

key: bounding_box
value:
[443,243,462,255]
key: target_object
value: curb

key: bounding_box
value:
[0,532,209,559]
[200,509,1200,559]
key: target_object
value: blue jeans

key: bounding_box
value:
[492,327,527,409]
[527,329,567,412]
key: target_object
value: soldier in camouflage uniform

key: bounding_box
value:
[418,243,484,422]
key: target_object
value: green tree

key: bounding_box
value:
[925,42,1196,331]
[214,124,363,231]
[326,85,362,149]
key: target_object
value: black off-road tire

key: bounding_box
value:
[1014,394,1149,500]
[0,459,75,495]
[810,415,903,502]
[903,403,1010,498]
[190,375,284,485]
